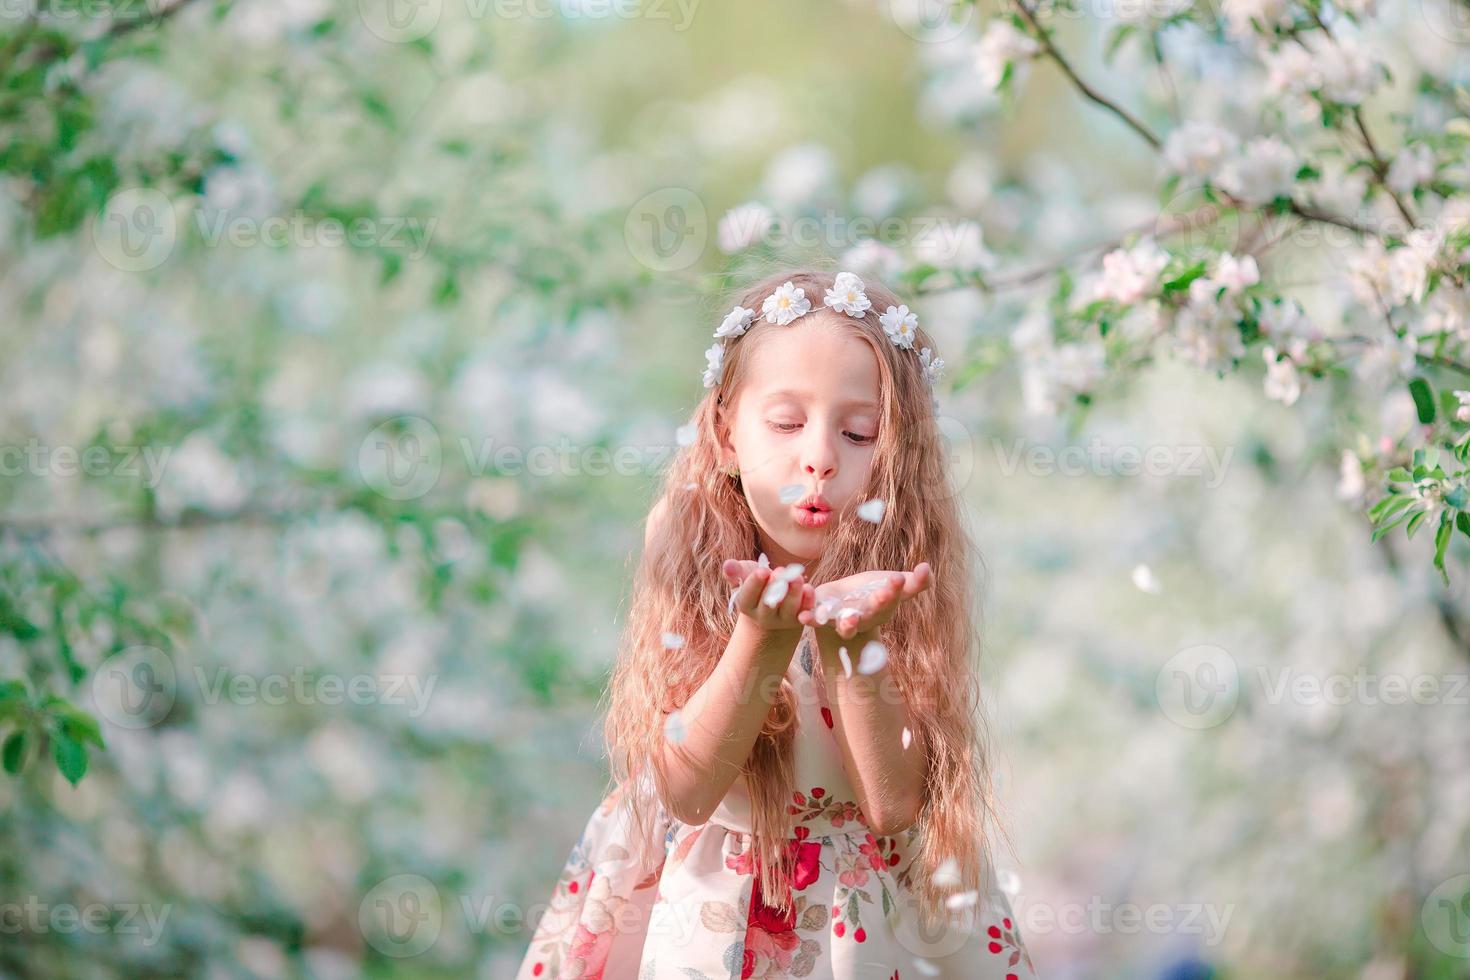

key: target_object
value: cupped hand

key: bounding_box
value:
[797,562,933,640]
[722,558,814,637]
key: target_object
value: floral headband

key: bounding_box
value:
[701,273,945,406]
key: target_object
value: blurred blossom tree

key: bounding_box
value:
[1,0,1469,974]
[731,0,1470,588]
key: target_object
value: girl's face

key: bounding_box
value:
[718,314,882,565]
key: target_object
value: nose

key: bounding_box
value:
[801,430,837,483]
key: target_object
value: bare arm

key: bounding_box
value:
[813,627,927,836]
[656,613,803,825]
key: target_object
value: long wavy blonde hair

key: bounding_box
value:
[601,265,1012,930]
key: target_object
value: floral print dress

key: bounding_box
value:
[515,626,1038,980]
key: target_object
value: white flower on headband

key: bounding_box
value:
[879,304,919,350]
[715,305,756,339]
[918,346,944,387]
[762,281,811,325]
[701,341,726,388]
[823,271,872,318]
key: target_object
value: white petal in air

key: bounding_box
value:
[779,483,805,504]
[901,726,912,749]
[775,563,804,582]
[945,890,980,910]
[931,857,962,889]
[675,423,697,447]
[995,867,1021,895]
[762,577,790,608]
[663,710,687,744]
[857,640,888,674]
[1131,563,1162,594]
[661,632,685,650]
[837,646,852,678]
[814,596,841,625]
[856,499,886,523]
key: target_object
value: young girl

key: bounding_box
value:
[515,268,1037,979]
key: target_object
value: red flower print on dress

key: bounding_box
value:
[725,837,823,893]
[742,874,801,979]
[788,787,865,829]
[986,915,1034,979]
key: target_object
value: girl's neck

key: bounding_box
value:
[755,530,807,570]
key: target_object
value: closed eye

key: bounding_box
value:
[768,421,875,445]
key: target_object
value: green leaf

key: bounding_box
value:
[1369,494,1415,522]
[1406,508,1430,540]
[1434,512,1454,586]
[1161,260,1207,294]
[1458,511,1470,540]
[53,704,105,750]
[1386,467,1414,483]
[1104,23,1136,64]
[0,594,41,641]
[0,680,27,706]
[1409,377,1436,424]
[2,730,27,774]
[1439,389,1465,425]
[51,733,87,785]
[1371,513,1410,542]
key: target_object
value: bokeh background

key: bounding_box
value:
[2,0,1469,977]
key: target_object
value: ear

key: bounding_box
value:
[714,403,738,469]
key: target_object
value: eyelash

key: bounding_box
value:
[768,422,875,445]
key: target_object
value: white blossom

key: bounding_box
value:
[714,305,756,339]
[842,239,903,280]
[973,19,1040,90]
[1262,345,1302,405]
[1170,305,1246,372]
[1387,144,1437,197]
[762,143,836,210]
[716,202,774,253]
[701,342,726,388]
[1453,390,1470,424]
[918,346,945,387]
[823,272,872,318]
[1217,137,1300,204]
[1163,121,1240,180]
[1312,32,1380,105]
[1094,239,1170,304]
[762,281,812,326]
[912,220,994,272]
[1335,449,1366,501]
[879,304,919,349]
[1222,0,1294,38]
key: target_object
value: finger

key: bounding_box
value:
[723,559,743,585]
[738,567,769,609]
[906,562,933,596]
[777,575,805,620]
